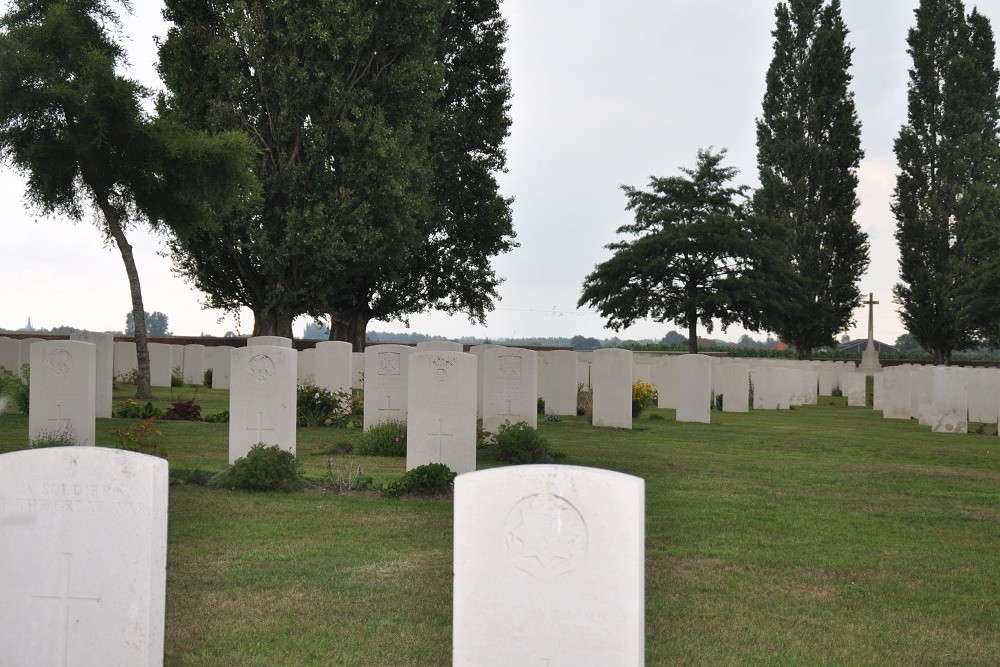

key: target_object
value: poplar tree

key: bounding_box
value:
[754,0,869,359]
[894,0,1000,363]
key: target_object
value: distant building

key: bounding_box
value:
[16,318,35,333]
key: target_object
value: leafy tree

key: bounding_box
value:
[569,335,602,351]
[661,330,687,346]
[0,0,253,398]
[160,0,515,350]
[579,149,787,354]
[894,0,1000,363]
[894,333,925,353]
[126,311,170,337]
[302,319,330,341]
[755,0,869,359]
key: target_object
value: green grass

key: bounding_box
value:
[1,390,998,665]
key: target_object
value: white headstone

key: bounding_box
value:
[881,365,912,419]
[715,362,749,412]
[752,365,791,410]
[967,368,999,424]
[147,342,173,388]
[209,346,234,389]
[69,332,113,419]
[591,348,632,429]
[840,372,867,407]
[406,351,477,474]
[182,344,205,385]
[0,336,20,374]
[577,360,591,390]
[229,346,297,463]
[170,344,184,380]
[482,347,538,434]
[19,338,43,378]
[363,344,411,429]
[113,341,137,381]
[0,447,168,666]
[542,350,579,416]
[247,336,293,348]
[453,465,645,666]
[817,362,839,396]
[674,354,712,423]
[872,372,885,411]
[297,347,316,386]
[928,366,968,434]
[29,341,96,446]
[415,340,464,352]
[352,352,365,390]
[313,340,353,395]
[653,357,678,409]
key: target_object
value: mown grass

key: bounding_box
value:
[0,387,998,665]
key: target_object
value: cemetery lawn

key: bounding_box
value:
[1,392,999,665]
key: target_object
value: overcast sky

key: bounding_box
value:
[3,1,998,343]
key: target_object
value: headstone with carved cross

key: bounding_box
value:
[229,345,297,463]
[0,446,168,666]
[29,340,96,445]
[453,465,645,666]
[482,346,538,434]
[406,351,476,474]
[363,344,412,430]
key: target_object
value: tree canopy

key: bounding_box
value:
[159,0,515,349]
[755,0,869,359]
[0,0,253,397]
[893,0,1000,363]
[579,149,787,354]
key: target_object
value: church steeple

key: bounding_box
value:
[24,317,33,332]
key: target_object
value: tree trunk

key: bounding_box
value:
[328,311,370,352]
[796,346,812,361]
[687,313,698,354]
[251,310,294,338]
[99,203,152,399]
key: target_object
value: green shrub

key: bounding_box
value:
[113,399,164,420]
[30,426,78,447]
[537,396,545,414]
[382,463,456,499]
[172,468,213,486]
[171,366,184,387]
[203,368,213,387]
[493,421,553,464]
[0,364,29,414]
[203,410,230,423]
[355,420,406,457]
[324,462,376,491]
[208,444,312,492]
[113,417,167,458]
[297,384,356,427]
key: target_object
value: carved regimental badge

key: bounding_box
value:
[504,493,588,580]
[378,352,400,376]
[247,354,276,383]
[46,349,73,376]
